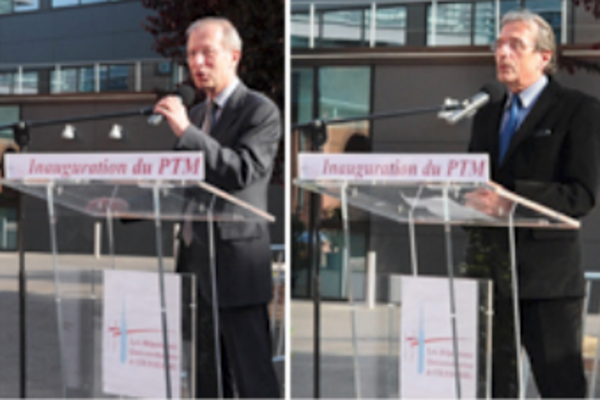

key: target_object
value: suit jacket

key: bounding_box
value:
[467,77,600,299]
[175,82,280,308]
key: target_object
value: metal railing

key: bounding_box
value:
[291,0,569,50]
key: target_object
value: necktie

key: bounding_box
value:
[182,101,219,246]
[202,101,219,134]
[499,95,521,163]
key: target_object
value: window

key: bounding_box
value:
[0,106,18,139]
[292,4,407,49]
[319,67,370,118]
[292,68,314,125]
[78,66,96,92]
[474,2,495,45]
[52,0,78,6]
[291,10,312,48]
[14,0,39,12]
[526,0,562,41]
[51,68,77,93]
[291,66,372,299]
[370,5,407,47]
[51,64,132,93]
[105,65,130,91]
[0,0,39,14]
[428,2,473,46]
[320,8,368,48]
[0,71,38,94]
[52,0,122,7]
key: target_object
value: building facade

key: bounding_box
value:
[291,0,600,299]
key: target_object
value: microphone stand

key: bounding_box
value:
[0,107,155,148]
[294,100,461,399]
[4,106,156,399]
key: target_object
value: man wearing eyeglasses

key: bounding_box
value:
[154,17,281,398]
[464,9,600,398]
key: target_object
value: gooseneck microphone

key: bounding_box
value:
[444,82,506,125]
[147,84,197,126]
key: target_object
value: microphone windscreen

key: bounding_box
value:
[480,81,506,103]
[177,84,196,107]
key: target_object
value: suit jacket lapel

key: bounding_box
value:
[500,79,560,168]
[210,82,247,140]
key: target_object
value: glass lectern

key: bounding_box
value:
[4,178,274,399]
[294,177,579,399]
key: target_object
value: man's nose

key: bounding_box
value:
[191,53,206,66]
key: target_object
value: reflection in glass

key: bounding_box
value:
[106,65,130,91]
[291,10,311,48]
[51,68,77,93]
[0,0,10,14]
[14,0,39,12]
[428,2,472,45]
[474,1,495,45]
[500,0,520,18]
[291,68,313,125]
[0,73,13,94]
[52,0,78,7]
[319,67,370,119]
[292,67,371,299]
[21,71,38,94]
[370,6,407,47]
[320,8,367,48]
[79,66,95,92]
[526,0,562,41]
[0,105,19,139]
[0,207,18,250]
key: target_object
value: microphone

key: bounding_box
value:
[443,82,506,125]
[147,84,196,126]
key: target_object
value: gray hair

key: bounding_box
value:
[501,9,557,74]
[186,17,243,52]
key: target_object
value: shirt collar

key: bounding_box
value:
[212,77,240,110]
[506,75,548,110]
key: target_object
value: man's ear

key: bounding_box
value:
[539,50,552,71]
[231,49,241,67]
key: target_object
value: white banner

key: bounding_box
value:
[298,153,489,182]
[400,276,479,398]
[5,152,204,181]
[102,270,182,398]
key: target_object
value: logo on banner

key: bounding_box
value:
[106,297,169,367]
[403,307,472,378]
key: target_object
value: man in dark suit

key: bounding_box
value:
[463,9,600,398]
[154,17,280,398]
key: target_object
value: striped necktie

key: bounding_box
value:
[499,95,521,163]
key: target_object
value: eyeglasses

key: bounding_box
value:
[491,38,537,53]
[187,48,219,62]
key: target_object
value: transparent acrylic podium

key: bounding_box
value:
[294,178,579,399]
[4,178,274,399]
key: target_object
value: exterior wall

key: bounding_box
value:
[0,0,156,64]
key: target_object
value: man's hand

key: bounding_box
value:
[153,95,192,137]
[464,187,514,218]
